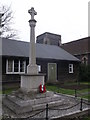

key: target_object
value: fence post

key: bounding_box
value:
[75,89,77,97]
[80,98,83,111]
[46,104,48,120]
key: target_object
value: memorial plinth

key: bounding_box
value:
[21,7,45,93]
[21,74,45,92]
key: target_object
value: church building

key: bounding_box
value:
[62,37,90,65]
[1,33,80,88]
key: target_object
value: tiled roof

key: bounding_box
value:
[0,38,80,61]
[62,37,90,55]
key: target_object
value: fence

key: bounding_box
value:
[8,98,89,120]
[2,98,90,120]
[74,88,90,98]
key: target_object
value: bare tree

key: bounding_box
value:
[0,5,18,39]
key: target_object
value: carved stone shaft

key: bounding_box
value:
[27,8,38,74]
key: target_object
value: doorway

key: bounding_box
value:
[48,63,57,83]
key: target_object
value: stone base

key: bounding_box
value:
[2,91,90,119]
[27,64,38,74]
[21,74,45,92]
[2,91,66,118]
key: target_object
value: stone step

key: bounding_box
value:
[13,91,54,100]
[48,100,66,108]
[6,95,35,107]
[32,100,67,111]
[3,95,66,115]
[6,94,62,107]
[51,94,62,101]
[35,91,54,98]
[34,95,62,105]
[3,98,32,114]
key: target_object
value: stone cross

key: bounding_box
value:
[28,7,37,20]
[21,7,45,92]
[27,7,38,74]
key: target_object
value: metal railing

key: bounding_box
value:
[2,97,90,120]
[26,98,90,119]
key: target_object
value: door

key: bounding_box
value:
[48,63,57,83]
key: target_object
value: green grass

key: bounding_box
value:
[81,94,90,101]
[83,117,90,120]
[2,88,18,95]
[76,88,90,96]
[78,88,90,92]
[77,88,90,100]
[60,81,90,85]
[79,82,90,85]
[46,85,90,100]
[46,85,75,95]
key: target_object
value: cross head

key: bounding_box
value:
[28,7,37,20]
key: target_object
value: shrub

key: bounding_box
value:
[79,64,90,82]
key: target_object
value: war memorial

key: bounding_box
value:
[2,7,90,119]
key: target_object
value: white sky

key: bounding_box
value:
[0,0,89,43]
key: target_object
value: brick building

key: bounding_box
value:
[62,37,90,65]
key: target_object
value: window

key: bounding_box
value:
[69,64,73,73]
[7,60,13,72]
[82,57,87,65]
[20,60,25,72]
[6,59,26,74]
[14,59,19,72]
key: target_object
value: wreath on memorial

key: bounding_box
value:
[39,84,46,93]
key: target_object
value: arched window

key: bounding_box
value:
[83,57,87,65]
[82,56,88,65]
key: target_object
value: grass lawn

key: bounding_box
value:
[83,117,90,120]
[46,85,75,95]
[46,83,90,101]
[46,83,90,120]
[1,88,18,95]
[57,81,90,86]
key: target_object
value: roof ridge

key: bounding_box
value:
[63,36,89,45]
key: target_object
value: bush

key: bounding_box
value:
[79,64,90,82]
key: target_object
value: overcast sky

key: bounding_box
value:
[0,0,89,43]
